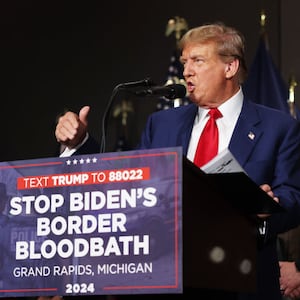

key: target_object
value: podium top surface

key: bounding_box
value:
[183,156,284,214]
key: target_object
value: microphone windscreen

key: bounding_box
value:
[171,84,186,99]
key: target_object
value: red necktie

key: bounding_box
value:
[194,108,222,167]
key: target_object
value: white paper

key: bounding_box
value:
[200,148,246,174]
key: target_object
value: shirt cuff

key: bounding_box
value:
[59,133,89,157]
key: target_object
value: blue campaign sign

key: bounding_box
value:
[0,147,182,297]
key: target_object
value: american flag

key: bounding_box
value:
[156,50,190,111]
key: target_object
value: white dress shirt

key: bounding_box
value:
[187,88,243,162]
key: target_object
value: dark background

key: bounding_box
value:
[1,0,299,162]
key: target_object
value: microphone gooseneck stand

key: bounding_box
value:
[100,78,153,153]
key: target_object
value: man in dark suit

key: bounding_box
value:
[55,22,300,300]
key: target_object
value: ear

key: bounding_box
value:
[225,58,240,79]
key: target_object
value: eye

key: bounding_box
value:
[193,57,204,64]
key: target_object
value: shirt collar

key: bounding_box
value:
[197,88,243,122]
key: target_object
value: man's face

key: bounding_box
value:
[180,41,231,108]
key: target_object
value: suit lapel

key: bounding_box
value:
[229,100,263,166]
[179,105,199,155]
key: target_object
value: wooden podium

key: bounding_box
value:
[182,157,283,293]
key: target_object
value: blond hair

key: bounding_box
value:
[179,22,247,83]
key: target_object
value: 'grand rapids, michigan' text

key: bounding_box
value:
[13,262,153,278]
[8,188,158,259]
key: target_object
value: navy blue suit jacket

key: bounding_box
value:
[79,97,300,299]
[137,98,300,299]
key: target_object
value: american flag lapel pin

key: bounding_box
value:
[248,131,255,140]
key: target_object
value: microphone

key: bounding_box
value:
[116,77,155,89]
[100,77,154,153]
[135,83,186,99]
